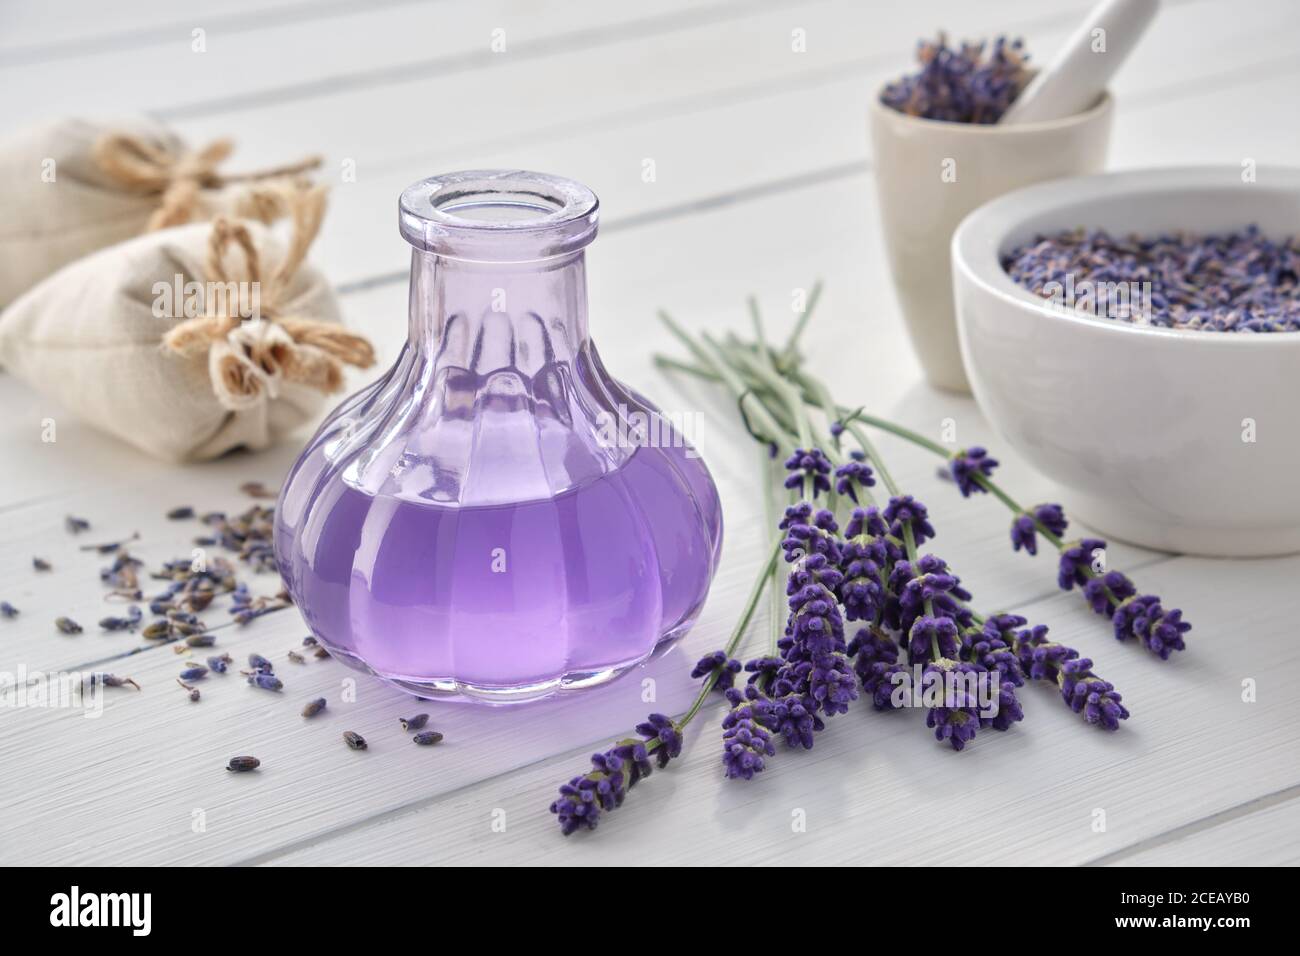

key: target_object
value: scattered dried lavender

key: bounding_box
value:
[343,730,367,751]
[413,730,444,746]
[246,672,282,691]
[1004,226,1300,331]
[0,601,18,619]
[399,713,429,732]
[302,697,327,718]
[166,506,195,520]
[179,665,208,681]
[65,515,90,534]
[54,616,82,634]
[880,34,1031,124]
[86,672,140,690]
[33,557,51,572]
[226,756,260,773]
[98,606,143,632]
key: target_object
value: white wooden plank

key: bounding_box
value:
[0,0,777,128]
[1102,795,1300,867]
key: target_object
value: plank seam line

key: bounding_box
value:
[333,49,1300,300]
[1081,783,1300,866]
[150,0,813,121]
[0,0,444,67]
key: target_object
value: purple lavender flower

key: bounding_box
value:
[883,495,936,546]
[833,460,876,502]
[960,621,1024,686]
[550,751,629,835]
[1010,503,1068,555]
[1057,538,1108,590]
[1060,659,1130,731]
[690,650,742,692]
[779,502,841,564]
[635,713,683,768]
[948,446,998,497]
[886,554,973,636]
[984,680,1025,732]
[881,34,1031,124]
[1113,595,1190,660]
[767,692,825,749]
[1057,540,1189,659]
[783,447,832,498]
[721,688,777,779]
[1083,570,1135,614]
[837,535,887,623]
[550,713,681,834]
[922,661,983,751]
[1011,625,1130,730]
[744,656,783,686]
[907,614,960,664]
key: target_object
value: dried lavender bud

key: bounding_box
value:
[302,635,318,646]
[207,654,231,673]
[881,34,1031,124]
[240,481,277,499]
[65,515,90,534]
[226,756,260,773]
[100,552,143,589]
[412,730,444,746]
[302,697,327,718]
[248,653,274,674]
[399,713,429,732]
[313,646,330,659]
[33,557,52,572]
[179,666,208,681]
[166,506,196,520]
[188,688,201,702]
[79,532,139,553]
[185,633,216,647]
[142,619,173,640]
[343,730,367,751]
[1004,226,1300,332]
[86,672,140,690]
[245,672,283,691]
[55,616,82,634]
[287,650,305,664]
[98,610,141,632]
[0,601,18,619]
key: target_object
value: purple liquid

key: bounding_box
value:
[278,442,716,697]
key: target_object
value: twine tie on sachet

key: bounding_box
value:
[92,131,323,231]
[161,183,375,411]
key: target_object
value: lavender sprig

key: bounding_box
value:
[548,533,782,835]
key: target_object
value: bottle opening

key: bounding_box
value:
[400,170,599,262]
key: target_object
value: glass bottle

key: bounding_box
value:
[275,170,723,703]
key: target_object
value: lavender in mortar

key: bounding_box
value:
[880,34,1031,124]
[1004,226,1300,332]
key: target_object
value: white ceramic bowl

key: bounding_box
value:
[952,166,1300,557]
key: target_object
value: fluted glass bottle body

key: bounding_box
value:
[274,172,721,702]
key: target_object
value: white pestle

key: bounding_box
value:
[1000,0,1160,125]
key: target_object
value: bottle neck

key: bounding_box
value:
[407,249,591,371]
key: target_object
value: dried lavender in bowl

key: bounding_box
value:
[880,34,1031,124]
[1003,226,1300,332]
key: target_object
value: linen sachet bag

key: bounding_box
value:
[0,116,322,308]
[0,183,375,462]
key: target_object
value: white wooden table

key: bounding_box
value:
[2,0,1297,866]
